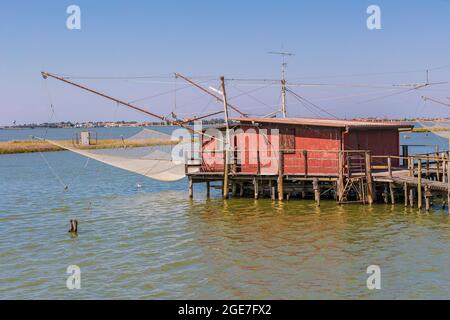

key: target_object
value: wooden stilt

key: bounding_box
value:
[188,177,193,199]
[409,188,415,207]
[206,181,210,198]
[447,161,450,214]
[382,184,389,204]
[270,181,276,200]
[253,178,259,200]
[337,151,344,203]
[313,178,320,207]
[365,152,374,204]
[239,183,244,197]
[418,159,422,209]
[389,182,395,204]
[232,182,237,197]
[425,186,430,212]
[404,182,408,207]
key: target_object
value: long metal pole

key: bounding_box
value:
[221,76,231,199]
[175,73,247,117]
[41,71,217,140]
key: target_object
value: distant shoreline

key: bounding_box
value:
[0,138,177,155]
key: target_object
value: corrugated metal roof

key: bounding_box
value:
[230,117,414,129]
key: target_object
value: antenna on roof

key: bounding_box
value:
[268,50,295,118]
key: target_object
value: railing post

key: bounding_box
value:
[388,156,392,178]
[365,152,374,205]
[402,145,409,167]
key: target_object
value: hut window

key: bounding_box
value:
[280,127,295,152]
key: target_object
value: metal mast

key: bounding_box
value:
[269,51,295,118]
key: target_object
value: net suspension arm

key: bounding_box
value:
[41,71,225,143]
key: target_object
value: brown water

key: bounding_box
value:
[1,131,450,299]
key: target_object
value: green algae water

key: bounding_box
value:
[1,129,450,299]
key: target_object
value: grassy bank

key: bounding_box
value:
[412,127,450,133]
[0,139,177,155]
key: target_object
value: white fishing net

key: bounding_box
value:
[417,120,450,140]
[44,128,186,182]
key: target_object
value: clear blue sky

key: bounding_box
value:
[1,0,450,125]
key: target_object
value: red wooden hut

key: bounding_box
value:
[200,117,413,177]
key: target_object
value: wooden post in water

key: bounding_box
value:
[389,183,395,205]
[424,185,431,212]
[239,183,244,197]
[270,180,276,200]
[337,151,344,203]
[278,150,284,201]
[232,182,237,197]
[417,159,422,209]
[404,182,408,207]
[447,161,450,214]
[409,188,415,207]
[206,181,210,198]
[365,152,374,205]
[188,177,193,199]
[313,178,320,207]
[253,177,259,200]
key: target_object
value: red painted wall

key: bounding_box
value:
[343,129,400,167]
[199,124,400,175]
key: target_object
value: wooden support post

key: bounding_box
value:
[417,159,422,209]
[387,157,392,178]
[447,161,450,214]
[425,186,430,212]
[253,178,259,200]
[426,156,430,178]
[383,184,389,204]
[239,183,244,197]
[404,182,408,207]
[231,182,237,197]
[206,181,210,198]
[409,188,415,207]
[278,151,284,201]
[188,177,193,199]
[337,151,345,203]
[269,180,276,200]
[365,152,374,205]
[402,145,409,167]
[389,182,395,205]
[409,156,414,177]
[313,178,320,207]
[436,151,441,182]
[442,154,446,183]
